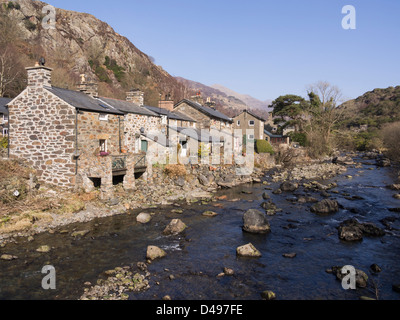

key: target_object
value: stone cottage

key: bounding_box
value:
[5,63,141,196]
[233,109,267,142]
[174,99,240,159]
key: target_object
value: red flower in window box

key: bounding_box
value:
[99,151,110,157]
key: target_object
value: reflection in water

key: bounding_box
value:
[0,158,400,300]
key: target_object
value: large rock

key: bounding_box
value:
[280,181,299,192]
[163,219,187,235]
[332,266,369,288]
[136,213,152,224]
[242,209,271,234]
[198,174,209,186]
[236,243,262,257]
[338,218,385,241]
[333,156,354,166]
[338,225,364,242]
[376,158,391,167]
[311,199,339,214]
[146,246,167,261]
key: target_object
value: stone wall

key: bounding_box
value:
[8,83,77,189]
[124,113,160,153]
[77,111,123,157]
[233,112,264,140]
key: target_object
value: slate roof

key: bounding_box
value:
[235,110,267,122]
[175,99,233,123]
[100,97,160,117]
[145,105,196,122]
[0,97,11,115]
[264,130,286,138]
[170,126,223,143]
[45,86,124,115]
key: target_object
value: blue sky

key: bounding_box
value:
[48,0,400,102]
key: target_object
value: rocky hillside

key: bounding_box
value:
[341,86,400,128]
[1,0,187,106]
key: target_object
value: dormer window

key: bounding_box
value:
[99,113,108,121]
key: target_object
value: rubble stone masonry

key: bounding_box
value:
[8,86,76,188]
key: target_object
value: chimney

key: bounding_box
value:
[78,74,98,98]
[26,62,52,90]
[126,89,144,106]
[191,91,204,105]
[158,94,174,112]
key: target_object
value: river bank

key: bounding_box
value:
[0,155,275,245]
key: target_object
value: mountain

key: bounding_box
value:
[0,0,186,106]
[175,77,270,119]
[211,84,272,112]
[1,0,271,119]
[341,86,400,127]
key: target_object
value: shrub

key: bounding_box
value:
[164,164,187,177]
[382,122,400,161]
[0,137,8,149]
[24,20,37,31]
[255,140,275,155]
[288,132,307,147]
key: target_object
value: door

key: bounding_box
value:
[180,141,188,157]
[141,140,148,153]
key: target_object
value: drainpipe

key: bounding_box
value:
[118,116,122,153]
[75,108,79,175]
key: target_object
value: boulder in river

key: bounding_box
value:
[1,254,18,261]
[146,246,167,261]
[310,199,339,215]
[163,219,187,235]
[136,213,152,224]
[236,243,262,257]
[280,181,299,192]
[338,218,385,241]
[242,209,271,234]
[333,156,354,166]
[261,290,276,300]
[332,266,369,288]
[376,158,391,167]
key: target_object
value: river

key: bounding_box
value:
[0,156,400,300]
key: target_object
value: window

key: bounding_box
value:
[3,114,8,122]
[248,134,255,140]
[3,128,8,136]
[99,113,108,121]
[237,120,241,126]
[99,139,107,153]
[249,120,255,126]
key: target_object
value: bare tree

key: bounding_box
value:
[0,45,26,97]
[304,81,348,157]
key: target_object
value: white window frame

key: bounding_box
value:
[3,114,8,122]
[99,139,107,153]
[249,120,255,126]
[3,128,8,136]
[248,134,255,140]
[99,113,109,121]
[237,120,241,126]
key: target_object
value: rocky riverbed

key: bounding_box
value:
[1,152,400,300]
